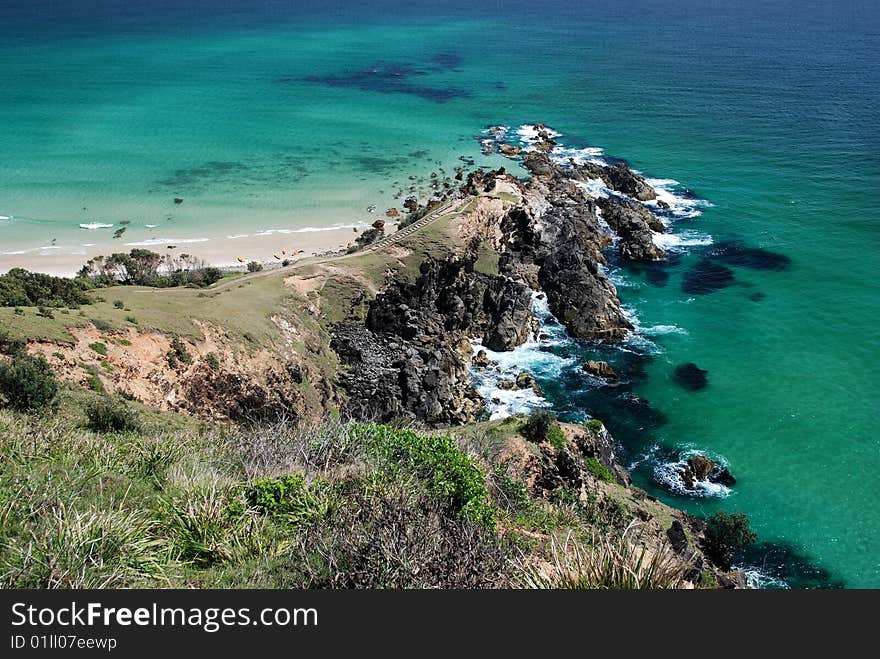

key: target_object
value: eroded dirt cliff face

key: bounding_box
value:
[28,316,338,422]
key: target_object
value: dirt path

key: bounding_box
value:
[205,196,467,292]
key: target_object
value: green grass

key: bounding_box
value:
[585,457,617,484]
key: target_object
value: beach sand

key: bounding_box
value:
[0,225,382,277]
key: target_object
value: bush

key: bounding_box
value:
[0,268,91,308]
[89,342,108,356]
[204,352,220,371]
[522,409,566,450]
[703,511,757,570]
[585,419,604,433]
[36,306,54,319]
[85,396,140,434]
[77,250,223,288]
[585,457,616,484]
[246,261,263,273]
[354,227,384,248]
[0,329,25,356]
[360,423,496,531]
[291,479,508,588]
[0,354,58,411]
[113,299,124,309]
[245,474,333,526]
[167,337,192,368]
[125,315,137,324]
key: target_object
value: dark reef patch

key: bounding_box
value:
[301,59,471,103]
[673,362,709,391]
[428,52,463,70]
[708,240,791,271]
[738,542,843,589]
[682,259,735,294]
[749,292,766,302]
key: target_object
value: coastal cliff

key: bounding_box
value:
[0,125,750,588]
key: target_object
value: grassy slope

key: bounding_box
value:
[0,390,695,589]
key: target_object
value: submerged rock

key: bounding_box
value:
[682,259,735,294]
[708,240,791,271]
[673,362,709,391]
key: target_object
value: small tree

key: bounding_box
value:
[246,261,263,273]
[0,354,58,411]
[703,511,757,570]
[521,409,558,444]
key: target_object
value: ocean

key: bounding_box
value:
[0,0,877,586]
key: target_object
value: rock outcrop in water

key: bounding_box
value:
[331,256,533,424]
[596,195,666,261]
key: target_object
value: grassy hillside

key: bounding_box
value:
[0,387,708,589]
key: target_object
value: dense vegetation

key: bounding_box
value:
[0,384,718,589]
[77,249,222,288]
[0,268,92,308]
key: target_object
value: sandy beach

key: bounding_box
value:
[0,224,386,277]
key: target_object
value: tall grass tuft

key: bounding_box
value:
[515,527,690,589]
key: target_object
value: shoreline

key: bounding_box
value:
[0,223,388,277]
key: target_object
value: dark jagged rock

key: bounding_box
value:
[682,259,735,294]
[596,196,665,261]
[371,219,385,230]
[667,519,690,554]
[673,362,709,391]
[569,159,656,201]
[333,256,534,425]
[473,349,495,368]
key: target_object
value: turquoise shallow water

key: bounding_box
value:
[1,1,877,586]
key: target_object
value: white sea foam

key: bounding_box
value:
[470,292,574,420]
[81,243,95,247]
[652,230,713,250]
[644,177,711,219]
[516,123,563,143]
[254,224,362,237]
[79,222,114,230]
[226,234,250,239]
[649,447,732,498]
[145,224,158,229]
[0,215,11,221]
[124,237,210,246]
[739,567,790,590]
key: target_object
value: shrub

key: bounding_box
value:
[85,396,140,434]
[244,474,333,526]
[125,315,137,324]
[360,423,496,531]
[291,479,508,588]
[354,227,383,248]
[166,336,192,368]
[703,511,757,570]
[0,267,91,308]
[113,299,124,309]
[36,306,54,319]
[585,457,616,484]
[0,329,25,356]
[91,318,113,332]
[522,409,566,449]
[204,352,220,371]
[547,424,567,450]
[585,419,604,433]
[0,354,58,411]
[13,307,24,315]
[89,342,108,356]
[246,261,263,273]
